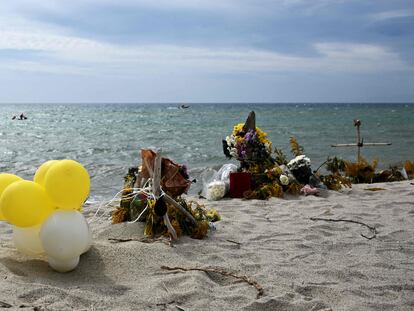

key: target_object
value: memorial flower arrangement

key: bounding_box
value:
[287,155,312,185]
[221,112,414,199]
[221,111,414,199]
[244,163,303,200]
[318,156,412,187]
[113,150,220,240]
[224,121,274,173]
[287,155,311,170]
[223,112,310,199]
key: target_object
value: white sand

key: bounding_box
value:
[1,181,414,310]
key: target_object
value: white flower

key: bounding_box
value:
[226,136,237,150]
[279,174,289,185]
[207,181,226,200]
[287,155,311,170]
[229,148,238,158]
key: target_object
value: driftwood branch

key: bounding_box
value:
[163,194,197,226]
[163,214,178,240]
[108,237,173,246]
[0,301,12,308]
[160,265,264,299]
[310,217,377,240]
[152,150,162,197]
[225,239,242,246]
[0,301,42,310]
[152,150,177,240]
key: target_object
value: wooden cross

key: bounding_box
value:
[331,119,391,162]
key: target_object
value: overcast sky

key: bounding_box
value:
[0,0,413,103]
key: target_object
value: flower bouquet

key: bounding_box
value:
[223,112,274,172]
[221,112,325,199]
[113,149,220,240]
[287,155,312,184]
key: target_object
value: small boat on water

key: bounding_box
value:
[179,104,190,109]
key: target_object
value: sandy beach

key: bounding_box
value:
[0,181,413,310]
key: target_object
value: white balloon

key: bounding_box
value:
[40,210,90,261]
[82,223,92,254]
[12,224,44,256]
[48,256,79,273]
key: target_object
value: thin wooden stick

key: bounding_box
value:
[225,239,242,246]
[108,237,171,244]
[160,265,264,299]
[332,143,391,147]
[163,214,178,240]
[356,120,361,161]
[143,157,154,177]
[108,238,136,242]
[310,217,377,239]
[152,150,162,197]
[151,150,177,240]
[0,301,12,308]
[163,194,197,226]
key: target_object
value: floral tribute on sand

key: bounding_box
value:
[113,149,220,240]
[221,111,327,200]
[219,111,414,200]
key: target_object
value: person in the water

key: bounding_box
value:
[12,113,27,120]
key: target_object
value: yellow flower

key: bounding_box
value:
[232,123,245,136]
[206,208,221,222]
[231,122,273,153]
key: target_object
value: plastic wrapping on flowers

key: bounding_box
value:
[202,164,238,200]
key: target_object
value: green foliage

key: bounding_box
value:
[404,160,414,178]
[325,156,346,174]
[285,180,302,195]
[159,198,218,239]
[274,148,288,165]
[344,157,378,183]
[244,183,284,200]
[373,165,406,183]
[319,174,352,191]
[289,136,304,157]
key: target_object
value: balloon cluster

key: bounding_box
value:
[0,160,92,272]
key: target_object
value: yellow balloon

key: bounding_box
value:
[44,160,90,210]
[0,180,55,227]
[0,173,23,221]
[34,160,59,186]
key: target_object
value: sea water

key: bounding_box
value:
[0,103,413,200]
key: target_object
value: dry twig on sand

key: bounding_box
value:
[310,217,377,240]
[364,187,386,191]
[225,239,242,245]
[0,301,12,308]
[108,237,173,246]
[160,265,264,299]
